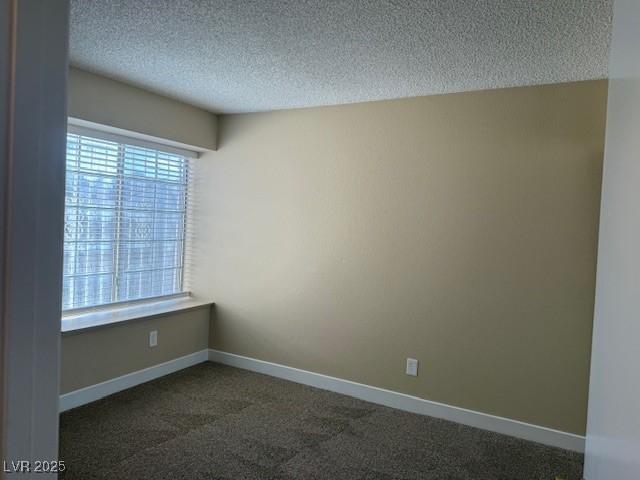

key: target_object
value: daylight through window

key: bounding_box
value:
[62,130,191,311]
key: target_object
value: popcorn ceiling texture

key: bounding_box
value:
[70,0,613,113]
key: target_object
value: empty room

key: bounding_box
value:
[1,1,639,479]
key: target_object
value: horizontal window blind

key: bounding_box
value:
[63,130,193,311]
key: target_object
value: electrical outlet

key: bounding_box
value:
[406,358,418,376]
[149,330,158,347]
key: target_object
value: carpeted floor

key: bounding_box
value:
[59,362,584,480]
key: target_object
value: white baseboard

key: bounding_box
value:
[59,348,585,453]
[59,349,209,412]
[208,349,585,453]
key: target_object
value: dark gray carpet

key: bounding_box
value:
[59,362,583,480]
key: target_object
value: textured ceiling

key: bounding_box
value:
[70,0,613,114]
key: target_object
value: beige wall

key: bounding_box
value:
[61,70,216,395]
[193,80,608,435]
[68,67,217,150]
[60,307,210,394]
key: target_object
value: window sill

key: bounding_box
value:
[61,296,214,335]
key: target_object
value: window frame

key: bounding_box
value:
[62,122,197,313]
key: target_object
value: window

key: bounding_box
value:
[62,127,193,311]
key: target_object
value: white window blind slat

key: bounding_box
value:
[62,131,192,311]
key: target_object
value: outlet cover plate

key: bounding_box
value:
[406,358,418,376]
[149,330,158,347]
